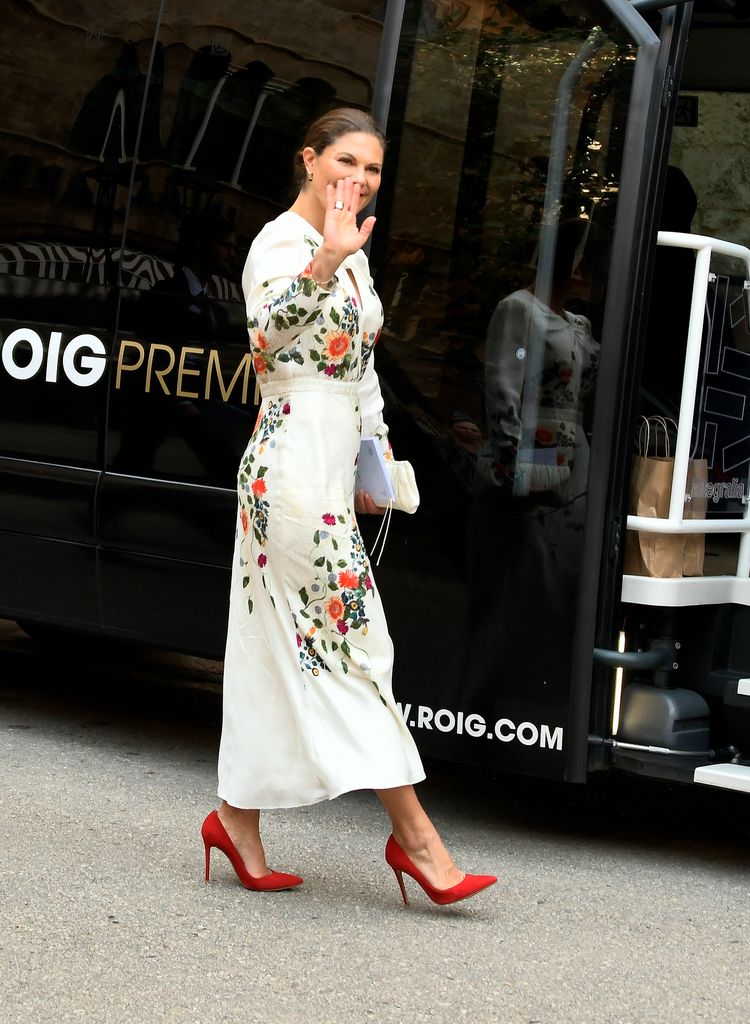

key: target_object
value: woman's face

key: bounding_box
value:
[304,131,384,211]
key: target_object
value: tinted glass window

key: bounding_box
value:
[107,1,389,485]
[0,3,159,463]
[368,0,637,770]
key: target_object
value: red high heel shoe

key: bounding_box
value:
[385,834,496,906]
[201,810,303,892]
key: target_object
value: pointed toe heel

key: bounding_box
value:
[385,834,496,907]
[201,810,303,892]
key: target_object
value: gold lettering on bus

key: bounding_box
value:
[146,343,176,395]
[176,346,203,399]
[114,340,254,405]
[115,340,145,389]
[205,349,252,405]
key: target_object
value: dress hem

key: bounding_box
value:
[217,768,427,810]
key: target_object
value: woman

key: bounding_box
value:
[202,108,496,906]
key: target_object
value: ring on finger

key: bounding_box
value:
[334,200,345,210]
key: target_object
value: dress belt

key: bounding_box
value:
[259,377,361,399]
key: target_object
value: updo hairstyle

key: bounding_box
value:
[294,108,386,189]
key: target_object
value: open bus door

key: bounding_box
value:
[605,230,750,794]
[368,0,694,783]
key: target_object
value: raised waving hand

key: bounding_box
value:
[311,176,376,285]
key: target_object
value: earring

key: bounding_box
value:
[308,173,313,182]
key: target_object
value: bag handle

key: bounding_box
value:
[637,415,677,458]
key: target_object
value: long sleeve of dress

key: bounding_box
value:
[358,352,391,458]
[243,234,339,352]
[243,229,366,383]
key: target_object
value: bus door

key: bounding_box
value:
[611,232,750,791]
[365,0,691,780]
[589,4,750,794]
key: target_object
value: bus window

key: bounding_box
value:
[97,2,395,649]
[368,0,638,776]
[0,3,160,625]
[0,4,154,466]
[105,1,388,492]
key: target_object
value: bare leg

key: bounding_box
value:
[217,802,271,877]
[375,784,463,890]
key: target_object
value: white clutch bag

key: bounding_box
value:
[388,458,420,515]
[356,438,420,514]
[357,439,420,564]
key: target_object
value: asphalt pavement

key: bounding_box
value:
[1,618,748,1024]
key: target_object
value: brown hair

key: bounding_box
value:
[294,107,386,188]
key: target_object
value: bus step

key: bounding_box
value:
[694,763,750,794]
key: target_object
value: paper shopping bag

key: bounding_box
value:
[624,452,685,578]
[683,458,708,576]
[623,416,707,578]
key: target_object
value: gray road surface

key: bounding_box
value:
[0,619,748,1024]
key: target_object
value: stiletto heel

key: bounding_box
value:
[385,834,496,906]
[201,810,303,892]
[391,865,409,905]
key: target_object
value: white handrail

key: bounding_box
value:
[624,231,750,604]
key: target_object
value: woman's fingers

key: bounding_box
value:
[358,215,376,244]
[349,180,360,212]
[355,490,386,516]
[323,177,374,258]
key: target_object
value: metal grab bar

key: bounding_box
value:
[593,645,672,669]
[626,231,750,579]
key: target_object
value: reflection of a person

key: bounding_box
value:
[150,212,237,343]
[479,221,599,500]
[459,219,599,713]
[112,212,243,481]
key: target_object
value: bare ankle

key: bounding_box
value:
[394,823,441,855]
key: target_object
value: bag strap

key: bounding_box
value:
[371,501,393,566]
[637,415,650,457]
[645,415,677,458]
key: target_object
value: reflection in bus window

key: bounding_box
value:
[103,0,387,485]
[465,218,599,707]
[112,213,241,481]
[0,1,155,464]
[369,1,636,751]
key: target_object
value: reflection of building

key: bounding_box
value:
[0,2,383,266]
[0,241,241,300]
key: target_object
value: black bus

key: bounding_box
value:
[2,0,750,795]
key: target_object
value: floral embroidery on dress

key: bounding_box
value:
[237,398,291,612]
[309,294,360,379]
[248,262,329,377]
[246,239,384,385]
[294,511,385,704]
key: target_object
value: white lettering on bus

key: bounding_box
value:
[540,724,564,750]
[1,328,106,387]
[416,705,433,730]
[434,708,455,733]
[395,702,563,751]
[464,713,486,738]
[494,718,515,742]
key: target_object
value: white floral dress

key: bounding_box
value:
[217,211,425,809]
